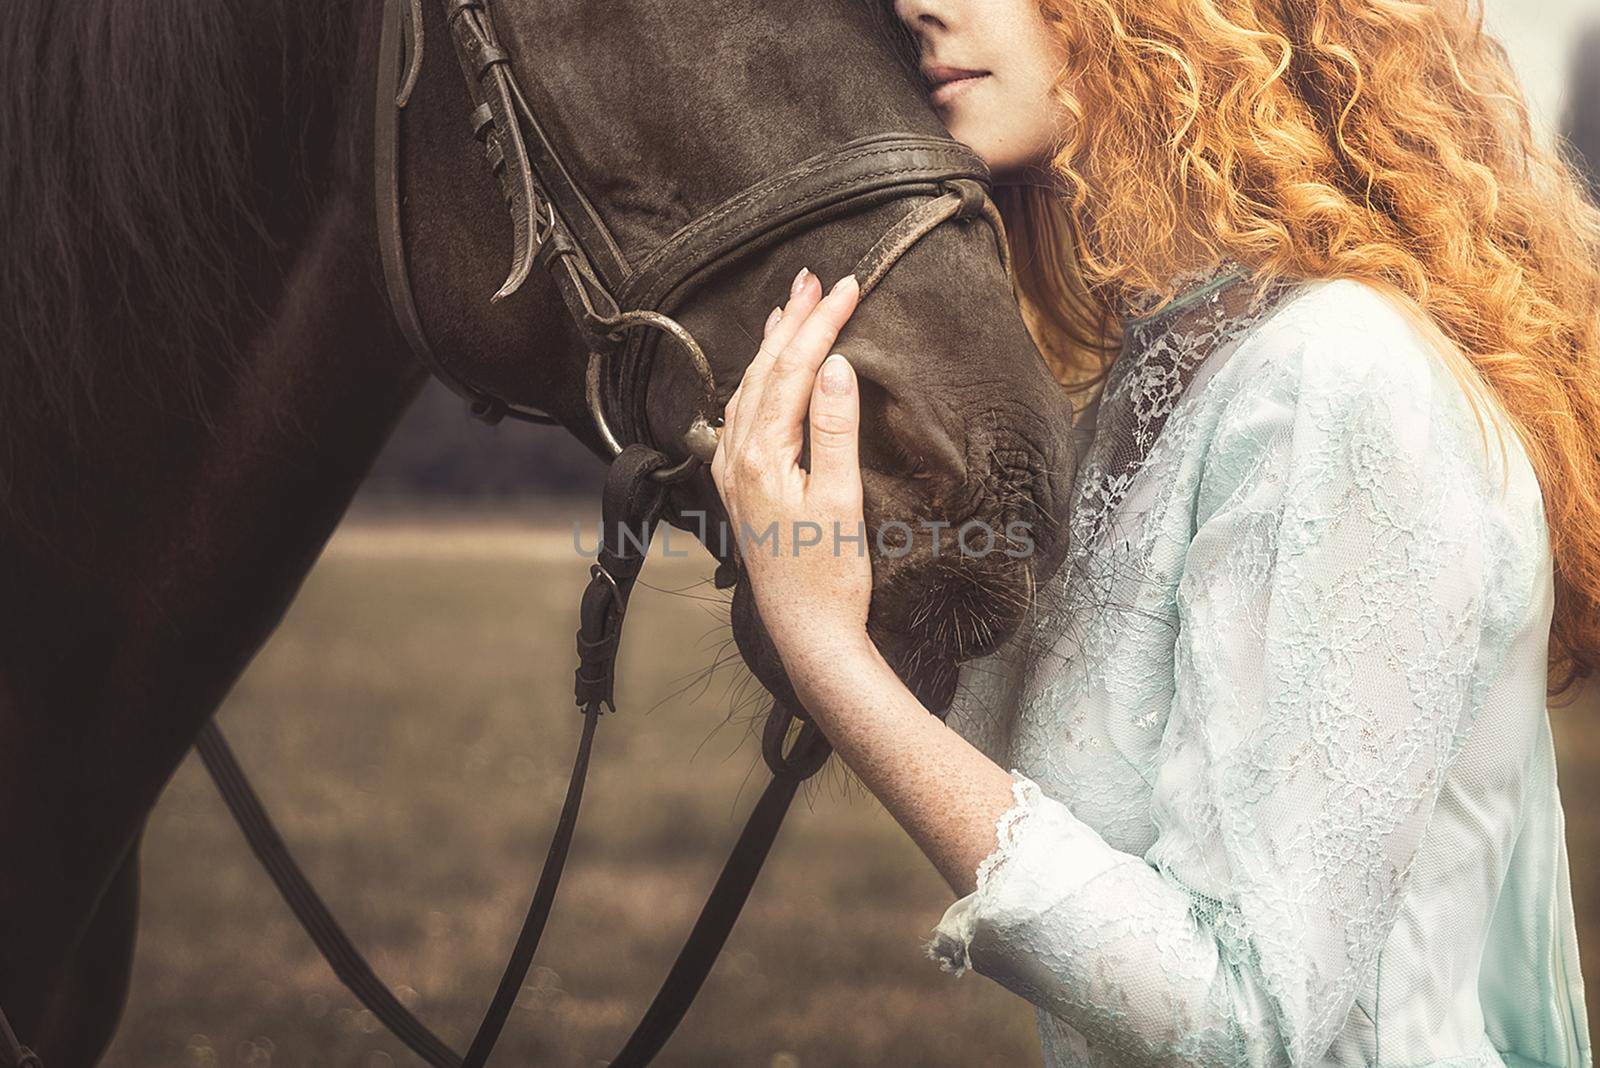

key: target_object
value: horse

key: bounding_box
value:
[0,0,1077,1063]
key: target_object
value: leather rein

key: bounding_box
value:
[0,1,1011,1066]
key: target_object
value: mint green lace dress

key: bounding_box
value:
[926,265,1592,1067]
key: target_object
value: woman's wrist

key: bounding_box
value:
[785,630,897,725]
[779,633,1024,904]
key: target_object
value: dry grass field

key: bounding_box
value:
[102,509,1597,1067]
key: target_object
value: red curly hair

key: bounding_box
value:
[1000,0,1600,699]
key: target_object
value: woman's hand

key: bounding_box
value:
[712,269,1025,909]
[710,266,875,688]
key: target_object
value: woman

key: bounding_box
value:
[710,0,1600,1064]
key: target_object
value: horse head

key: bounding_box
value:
[394,0,1077,714]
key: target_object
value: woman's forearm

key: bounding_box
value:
[705,270,1021,899]
[787,638,1021,898]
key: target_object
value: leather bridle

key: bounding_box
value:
[0,1,1014,1066]
[376,0,1010,475]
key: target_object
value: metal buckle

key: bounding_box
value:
[588,562,621,603]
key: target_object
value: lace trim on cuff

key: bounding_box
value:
[923,769,1044,978]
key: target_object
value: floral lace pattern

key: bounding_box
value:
[925,770,1044,978]
[1045,261,1304,630]
[928,275,1589,1067]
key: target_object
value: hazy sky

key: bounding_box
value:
[1482,0,1596,139]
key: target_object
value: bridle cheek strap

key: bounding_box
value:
[857,178,1010,295]
[377,0,1013,465]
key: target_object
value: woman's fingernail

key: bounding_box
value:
[820,353,852,395]
[764,306,782,333]
[829,273,860,298]
[790,267,810,297]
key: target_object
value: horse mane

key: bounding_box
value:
[0,0,346,510]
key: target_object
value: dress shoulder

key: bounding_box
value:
[1208,276,1545,526]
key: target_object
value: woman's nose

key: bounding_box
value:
[893,0,950,32]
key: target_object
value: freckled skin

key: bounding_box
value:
[713,268,1026,901]
[711,0,1078,899]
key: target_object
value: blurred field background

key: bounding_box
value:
[100,506,1600,1068]
[104,9,1600,1066]
[102,507,1043,1067]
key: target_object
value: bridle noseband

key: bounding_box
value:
[0,3,1016,1067]
[376,0,1011,480]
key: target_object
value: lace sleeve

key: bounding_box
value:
[922,313,1540,1066]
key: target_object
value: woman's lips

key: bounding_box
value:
[924,65,990,108]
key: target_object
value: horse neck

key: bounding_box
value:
[0,3,427,1044]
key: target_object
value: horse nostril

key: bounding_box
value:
[854,375,959,486]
